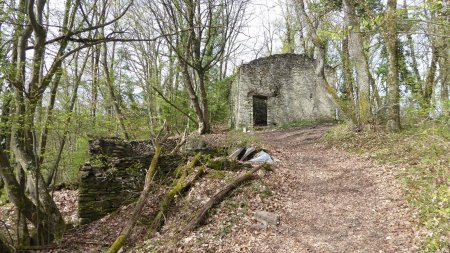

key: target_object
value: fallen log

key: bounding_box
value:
[147,153,204,236]
[180,163,269,234]
[206,157,251,171]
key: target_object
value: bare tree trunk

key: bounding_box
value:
[102,42,130,140]
[403,0,421,96]
[46,51,90,186]
[384,0,401,131]
[0,146,59,243]
[341,32,355,110]
[343,0,372,126]
[15,164,30,246]
[423,44,439,107]
[437,4,449,116]
[440,50,449,116]
[91,45,100,123]
[198,71,211,134]
[181,64,207,133]
[0,88,12,150]
[38,69,63,165]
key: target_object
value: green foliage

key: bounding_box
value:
[0,189,9,205]
[250,181,273,199]
[308,0,341,14]
[208,170,227,180]
[317,28,342,42]
[323,122,354,141]
[208,75,235,124]
[324,120,450,251]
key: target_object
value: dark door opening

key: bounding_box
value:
[253,95,267,126]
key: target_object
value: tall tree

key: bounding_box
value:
[149,0,248,134]
[294,0,356,123]
[0,0,133,245]
[383,0,400,130]
[343,0,372,127]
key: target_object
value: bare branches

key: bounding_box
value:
[38,0,134,47]
[148,0,248,134]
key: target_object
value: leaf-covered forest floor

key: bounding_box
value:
[324,122,449,252]
[4,125,426,252]
[151,124,417,252]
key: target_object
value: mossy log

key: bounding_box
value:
[147,153,204,236]
[180,163,270,234]
[206,157,251,171]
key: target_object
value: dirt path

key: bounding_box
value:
[43,125,419,252]
[215,125,418,252]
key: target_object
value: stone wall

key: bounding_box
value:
[230,53,337,129]
[78,138,181,224]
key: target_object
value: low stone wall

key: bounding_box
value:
[78,138,182,224]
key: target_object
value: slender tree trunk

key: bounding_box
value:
[38,68,63,165]
[0,88,12,150]
[423,45,439,107]
[181,63,206,133]
[341,32,355,109]
[46,51,90,186]
[439,49,449,116]
[384,0,401,131]
[102,42,130,140]
[15,164,30,246]
[403,0,421,96]
[198,71,211,134]
[437,2,449,116]
[91,45,100,123]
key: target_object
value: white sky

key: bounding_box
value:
[234,0,285,65]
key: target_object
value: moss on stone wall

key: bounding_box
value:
[78,138,183,224]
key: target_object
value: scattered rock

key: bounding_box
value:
[254,210,280,226]
[251,222,268,230]
[249,151,274,164]
[240,147,256,161]
[229,147,245,159]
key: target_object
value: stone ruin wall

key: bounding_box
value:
[230,53,337,129]
[78,139,181,224]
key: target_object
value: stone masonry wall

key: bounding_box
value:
[78,138,181,224]
[230,53,337,129]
